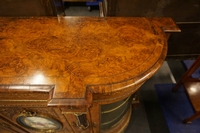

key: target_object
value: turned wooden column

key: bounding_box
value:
[0,17,180,133]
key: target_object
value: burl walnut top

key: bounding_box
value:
[0,17,179,104]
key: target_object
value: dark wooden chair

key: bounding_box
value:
[172,55,200,123]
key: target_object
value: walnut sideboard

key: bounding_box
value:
[0,17,180,133]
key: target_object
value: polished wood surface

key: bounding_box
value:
[173,55,200,123]
[0,17,180,105]
[104,0,200,59]
[0,17,179,103]
[0,17,180,132]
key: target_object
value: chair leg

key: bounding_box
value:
[172,82,183,92]
[183,111,200,124]
[172,55,200,92]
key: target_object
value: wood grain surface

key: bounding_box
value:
[0,17,180,106]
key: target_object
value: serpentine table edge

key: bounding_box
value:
[0,16,180,106]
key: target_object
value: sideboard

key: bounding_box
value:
[0,17,180,133]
